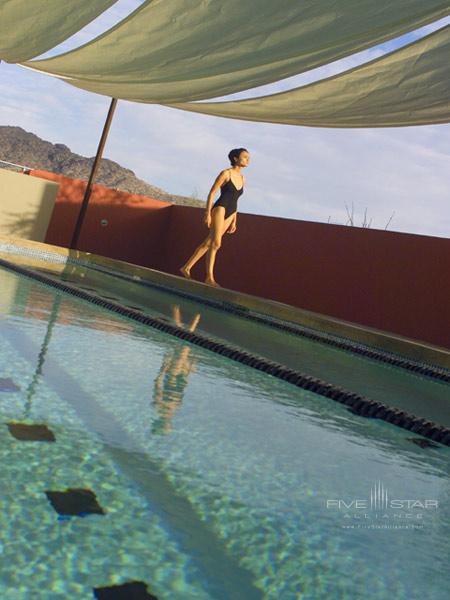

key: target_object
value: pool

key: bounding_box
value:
[0,240,449,599]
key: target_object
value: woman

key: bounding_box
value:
[180,148,250,287]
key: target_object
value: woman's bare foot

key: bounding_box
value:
[179,266,191,279]
[205,277,220,287]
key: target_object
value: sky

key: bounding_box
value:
[1,1,449,238]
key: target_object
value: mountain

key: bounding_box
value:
[0,126,204,207]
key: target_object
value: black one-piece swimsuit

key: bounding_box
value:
[213,178,244,219]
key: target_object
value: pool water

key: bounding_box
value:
[0,264,449,599]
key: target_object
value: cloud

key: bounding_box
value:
[239,125,450,237]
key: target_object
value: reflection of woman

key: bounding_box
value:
[152,307,200,435]
[180,148,250,287]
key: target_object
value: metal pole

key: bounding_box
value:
[70,97,118,249]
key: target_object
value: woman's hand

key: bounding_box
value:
[227,222,237,234]
[204,211,212,228]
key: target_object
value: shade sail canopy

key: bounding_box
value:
[24,0,450,103]
[0,0,118,63]
[165,26,450,128]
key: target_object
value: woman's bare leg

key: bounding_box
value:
[205,209,235,286]
[180,236,212,278]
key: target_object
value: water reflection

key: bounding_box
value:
[23,294,61,418]
[152,306,201,434]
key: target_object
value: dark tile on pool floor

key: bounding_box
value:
[407,437,440,449]
[7,422,56,442]
[0,378,20,392]
[93,581,159,599]
[45,488,105,516]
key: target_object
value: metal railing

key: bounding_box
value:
[0,159,32,173]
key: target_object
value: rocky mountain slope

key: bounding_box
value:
[0,126,204,207]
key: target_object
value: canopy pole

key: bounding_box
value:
[70,97,118,249]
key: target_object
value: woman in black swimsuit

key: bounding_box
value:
[180,148,249,287]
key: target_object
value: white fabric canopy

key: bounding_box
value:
[24,0,450,103]
[0,0,118,63]
[165,26,450,128]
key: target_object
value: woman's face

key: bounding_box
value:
[237,151,250,167]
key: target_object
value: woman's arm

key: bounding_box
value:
[227,212,237,234]
[204,170,229,227]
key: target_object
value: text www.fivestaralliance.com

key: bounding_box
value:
[341,524,424,529]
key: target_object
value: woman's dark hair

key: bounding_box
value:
[228,147,248,166]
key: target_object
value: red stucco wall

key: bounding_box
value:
[162,206,450,349]
[31,170,450,349]
[32,170,172,269]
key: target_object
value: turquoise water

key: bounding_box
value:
[0,265,449,599]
